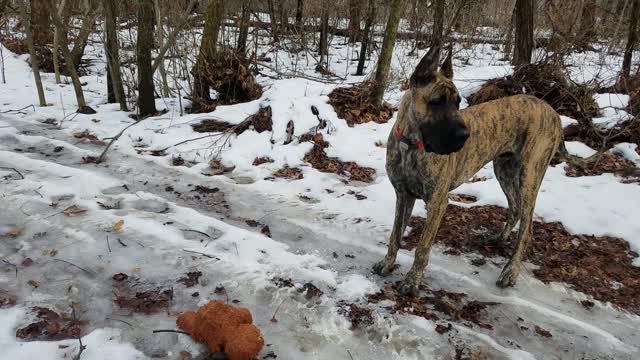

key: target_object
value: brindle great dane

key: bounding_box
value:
[373,45,575,295]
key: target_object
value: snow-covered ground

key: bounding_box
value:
[1,23,640,360]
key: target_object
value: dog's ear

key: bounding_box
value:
[440,45,453,79]
[410,45,441,88]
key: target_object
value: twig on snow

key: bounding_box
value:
[182,249,219,259]
[0,167,24,179]
[71,305,86,360]
[53,259,95,276]
[96,119,147,163]
[152,329,190,335]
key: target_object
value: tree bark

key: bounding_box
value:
[295,0,303,30]
[105,0,128,110]
[53,0,67,84]
[154,0,170,97]
[237,0,251,56]
[318,4,329,68]
[621,0,640,83]
[30,0,50,46]
[192,0,225,102]
[356,0,375,76]
[431,0,445,47]
[137,0,157,117]
[46,0,87,109]
[348,0,362,43]
[267,0,279,42]
[513,0,534,66]
[70,8,98,70]
[578,0,597,47]
[22,3,46,106]
[371,0,404,108]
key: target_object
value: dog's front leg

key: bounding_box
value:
[373,191,416,276]
[398,187,449,296]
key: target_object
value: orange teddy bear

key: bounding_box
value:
[177,300,264,360]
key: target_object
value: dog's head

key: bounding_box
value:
[408,45,468,155]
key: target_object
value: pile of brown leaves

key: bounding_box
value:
[328,82,395,126]
[368,283,498,329]
[467,63,599,121]
[562,152,639,180]
[112,275,173,314]
[337,302,375,330]
[15,307,84,341]
[272,166,304,180]
[192,106,272,135]
[404,204,640,314]
[302,133,376,183]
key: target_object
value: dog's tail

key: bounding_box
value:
[556,140,606,167]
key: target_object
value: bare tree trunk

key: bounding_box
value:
[105,0,128,110]
[154,0,170,97]
[47,0,87,110]
[504,4,516,59]
[513,0,534,66]
[356,0,375,76]
[295,0,303,29]
[371,0,404,108]
[348,0,362,43]
[267,0,279,43]
[621,0,640,84]
[137,0,157,117]
[318,4,329,69]
[431,0,445,47]
[192,0,225,102]
[52,0,67,84]
[70,8,98,70]
[237,0,250,56]
[578,0,597,47]
[30,0,50,47]
[22,3,46,106]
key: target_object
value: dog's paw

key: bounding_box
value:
[397,279,419,297]
[372,259,395,277]
[496,261,519,288]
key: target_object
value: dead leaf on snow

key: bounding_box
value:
[6,228,23,237]
[112,219,124,233]
[63,205,87,216]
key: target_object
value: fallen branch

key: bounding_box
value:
[0,166,24,179]
[152,329,190,335]
[182,249,219,259]
[71,305,86,360]
[96,119,147,163]
[53,259,95,276]
[0,104,35,114]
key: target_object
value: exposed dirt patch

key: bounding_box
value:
[337,302,375,330]
[178,271,203,288]
[402,204,640,313]
[0,290,17,308]
[193,185,220,194]
[561,152,639,180]
[113,277,173,314]
[302,133,376,183]
[368,283,498,329]
[192,106,273,135]
[467,63,599,121]
[15,307,84,341]
[299,282,323,300]
[328,82,395,126]
[271,277,295,288]
[272,166,304,180]
[245,219,272,238]
[253,156,274,166]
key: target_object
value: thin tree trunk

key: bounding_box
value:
[47,0,87,110]
[504,4,516,59]
[71,9,98,70]
[192,0,225,102]
[104,0,127,110]
[151,0,198,73]
[295,0,303,30]
[431,0,445,47]
[371,0,404,108]
[621,0,640,84]
[356,0,375,76]
[348,0,362,43]
[30,0,50,47]
[237,0,250,56]
[154,0,170,97]
[53,0,67,84]
[318,5,329,68]
[22,4,46,106]
[137,0,157,117]
[513,0,534,66]
[267,0,279,43]
[578,0,597,47]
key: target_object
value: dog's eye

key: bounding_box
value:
[429,96,446,106]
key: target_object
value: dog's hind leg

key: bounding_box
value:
[398,187,449,296]
[373,191,415,276]
[496,149,552,288]
[488,153,522,244]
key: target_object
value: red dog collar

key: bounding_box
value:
[395,124,424,149]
